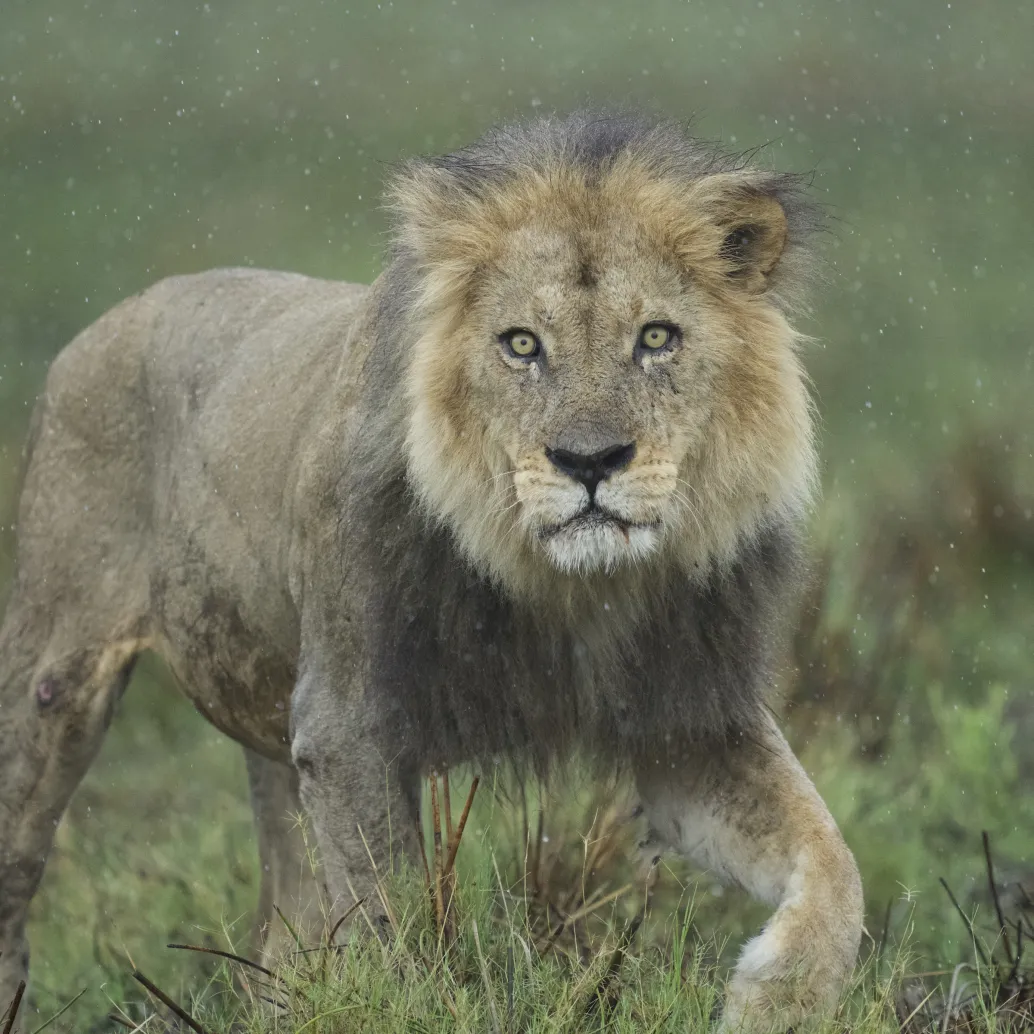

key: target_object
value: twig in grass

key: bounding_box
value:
[326,897,365,947]
[562,883,634,929]
[166,942,273,977]
[442,775,480,879]
[272,904,305,951]
[429,773,448,942]
[540,883,634,955]
[132,970,211,1034]
[982,830,1014,963]
[1007,920,1024,985]
[443,770,454,848]
[939,877,991,971]
[109,1012,157,1033]
[243,977,290,1011]
[1,981,25,1034]
[167,943,289,1011]
[258,994,289,1010]
[29,987,87,1034]
[557,802,631,928]
[423,770,479,950]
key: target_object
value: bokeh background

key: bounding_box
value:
[1,0,1032,1027]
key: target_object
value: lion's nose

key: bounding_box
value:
[545,441,636,497]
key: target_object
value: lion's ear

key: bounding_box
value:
[387,161,494,269]
[703,176,790,292]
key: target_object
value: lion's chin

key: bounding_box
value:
[539,511,661,575]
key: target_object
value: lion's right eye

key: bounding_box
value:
[500,329,542,361]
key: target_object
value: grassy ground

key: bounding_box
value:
[2,0,1033,1029]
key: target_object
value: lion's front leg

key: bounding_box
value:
[289,664,422,935]
[637,717,863,1032]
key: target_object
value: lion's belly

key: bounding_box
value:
[155,621,295,762]
[150,564,298,762]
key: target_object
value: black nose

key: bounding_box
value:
[545,441,636,497]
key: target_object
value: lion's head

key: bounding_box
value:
[390,114,819,600]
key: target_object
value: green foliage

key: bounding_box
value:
[804,683,1033,958]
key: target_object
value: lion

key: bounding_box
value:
[0,112,862,1030]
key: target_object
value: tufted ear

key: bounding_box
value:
[387,161,497,269]
[619,163,815,303]
[703,176,790,292]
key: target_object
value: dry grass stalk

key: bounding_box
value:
[417,770,480,951]
[1,979,25,1034]
[514,785,646,964]
[132,969,211,1034]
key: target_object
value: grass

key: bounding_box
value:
[12,770,1031,1033]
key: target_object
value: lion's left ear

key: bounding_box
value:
[704,176,790,292]
[642,166,819,305]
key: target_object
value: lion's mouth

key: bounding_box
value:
[538,506,660,542]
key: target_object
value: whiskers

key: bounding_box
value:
[481,468,517,489]
[672,477,707,537]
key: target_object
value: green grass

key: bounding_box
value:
[22,786,1023,1034]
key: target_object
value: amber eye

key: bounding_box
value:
[501,329,541,360]
[638,324,675,351]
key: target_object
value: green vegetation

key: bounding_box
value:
[1,0,1032,1029]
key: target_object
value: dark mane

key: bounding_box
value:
[342,110,813,774]
[345,269,804,776]
[349,464,800,777]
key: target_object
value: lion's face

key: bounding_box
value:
[397,147,816,595]
[462,217,712,575]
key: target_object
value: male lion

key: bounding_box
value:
[0,113,862,1029]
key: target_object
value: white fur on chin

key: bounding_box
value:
[542,522,660,575]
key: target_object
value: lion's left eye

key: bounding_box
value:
[500,328,542,361]
[638,324,678,352]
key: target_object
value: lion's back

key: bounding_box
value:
[32,267,368,530]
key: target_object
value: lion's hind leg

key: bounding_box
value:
[0,591,149,1007]
[636,719,863,1032]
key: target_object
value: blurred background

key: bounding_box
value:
[1,0,1032,1026]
